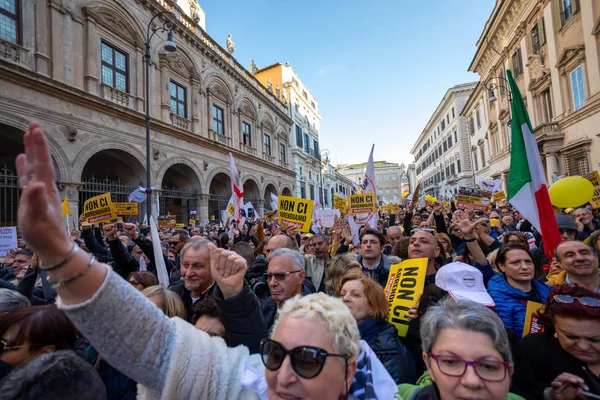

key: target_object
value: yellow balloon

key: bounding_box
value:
[549,176,594,208]
[431,197,438,203]
[425,194,432,200]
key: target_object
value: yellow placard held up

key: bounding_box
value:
[523,301,544,337]
[82,193,117,226]
[333,196,347,212]
[278,195,314,233]
[158,217,176,229]
[411,183,421,206]
[387,204,394,214]
[175,223,185,229]
[456,187,492,212]
[584,171,600,208]
[226,203,235,216]
[114,202,139,215]
[383,258,428,337]
[189,219,195,226]
[493,191,507,202]
[348,193,377,215]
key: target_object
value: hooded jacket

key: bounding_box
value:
[486,274,551,338]
[357,253,394,287]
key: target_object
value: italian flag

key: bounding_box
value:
[506,70,561,261]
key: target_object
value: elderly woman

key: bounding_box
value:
[324,253,362,295]
[513,285,600,399]
[12,123,367,399]
[398,299,518,400]
[337,274,417,384]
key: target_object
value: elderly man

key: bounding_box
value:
[384,226,403,256]
[260,248,309,332]
[168,240,215,321]
[574,207,600,240]
[304,234,331,292]
[546,240,600,292]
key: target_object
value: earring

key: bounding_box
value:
[553,333,558,338]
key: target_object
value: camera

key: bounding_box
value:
[249,276,270,300]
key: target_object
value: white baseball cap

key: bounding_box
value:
[435,262,495,307]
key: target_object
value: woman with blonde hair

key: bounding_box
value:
[142,285,186,319]
[324,253,362,295]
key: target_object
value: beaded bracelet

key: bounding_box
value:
[39,244,80,271]
[47,255,96,289]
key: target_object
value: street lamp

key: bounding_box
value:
[487,75,513,127]
[144,12,177,224]
[319,149,330,207]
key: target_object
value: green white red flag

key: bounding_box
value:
[506,70,561,261]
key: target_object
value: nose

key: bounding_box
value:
[460,364,485,389]
[576,339,592,352]
[276,354,298,387]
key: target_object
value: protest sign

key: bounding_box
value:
[114,202,139,215]
[493,191,506,202]
[333,196,347,212]
[315,209,340,228]
[82,193,117,225]
[0,227,17,256]
[456,187,492,212]
[278,195,314,232]
[158,217,176,229]
[348,193,377,215]
[387,204,394,214]
[175,223,185,229]
[584,171,600,208]
[383,258,428,337]
[411,183,421,206]
[188,219,195,226]
[523,301,544,337]
[226,203,235,216]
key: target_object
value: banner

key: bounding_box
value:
[114,202,139,215]
[348,193,377,215]
[278,195,314,232]
[315,209,340,228]
[158,217,176,229]
[523,301,544,337]
[352,144,378,228]
[410,183,421,206]
[585,171,600,208]
[456,187,492,212]
[476,178,504,194]
[82,193,117,226]
[493,191,507,202]
[229,153,245,225]
[333,196,347,212]
[0,227,17,257]
[383,258,428,337]
[175,223,185,229]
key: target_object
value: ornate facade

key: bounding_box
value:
[468,0,600,183]
[0,0,295,226]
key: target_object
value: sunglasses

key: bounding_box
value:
[260,339,346,379]
[264,270,303,282]
[553,295,600,307]
[169,240,183,247]
[411,228,435,234]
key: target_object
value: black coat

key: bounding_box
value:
[512,331,600,399]
[168,280,216,322]
[260,284,313,333]
[358,317,417,384]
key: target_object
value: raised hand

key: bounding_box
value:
[432,201,443,214]
[103,224,117,241]
[207,242,247,299]
[123,223,139,240]
[16,123,71,264]
[452,210,477,237]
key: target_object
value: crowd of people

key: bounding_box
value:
[0,122,599,399]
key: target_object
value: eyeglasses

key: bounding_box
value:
[0,339,28,355]
[169,240,183,247]
[264,270,303,282]
[553,294,600,307]
[260,339,347,379]
[411,228,435,234]
[558,229,577,235]
[428,353,511,382]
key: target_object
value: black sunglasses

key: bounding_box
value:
[260,339,346,379]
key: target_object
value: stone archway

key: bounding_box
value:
[263,183,278,211]
[243,178,260,218]
[208,172,231,221]
[161,163,201,224]
[282,187,292,197]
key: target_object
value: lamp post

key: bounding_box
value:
[144,12,177,224]
[319,149,330,207]
[487,75,513,126]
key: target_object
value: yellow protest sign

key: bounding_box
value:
[114,202,139,215]
[411,183,421,206]
[333,196,347,212]
[456,187,492,212]
[158,217,176,229]
[175,223,184,229]
[278,195,314,233]
[226,203,235,216]
[189,219,195,226]
[348,193,377,215]
[387,204,394,214]
[82,193,117,226]
[383,258,428,337]
[523,301,544,337]
[493,191,506,202]
[584,171,600,208]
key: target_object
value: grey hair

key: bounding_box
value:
[309,234,330,245]
[273,293,360,360]
[180,239,209,260]
[420,298,513,363]
[575,207,592,215]
[268,248,306,271]
[0,289,31,314]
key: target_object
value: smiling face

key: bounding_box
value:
[266,316,353,400]
[556,241,599,279]
[180,246,212,294]
[424,328,511,400]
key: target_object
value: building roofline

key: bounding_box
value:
[468,0,505,72]
[460,82,483,116]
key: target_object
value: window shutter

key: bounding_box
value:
[539,18,546,45]
[551,0,562,30]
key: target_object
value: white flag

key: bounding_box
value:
[270,193,279,210]
[229,153,245,226]
[150,217,169,287]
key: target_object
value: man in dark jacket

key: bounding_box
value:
[356,229,393,287]
[168,240,216,322]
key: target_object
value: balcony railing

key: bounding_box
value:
[534,122,561,140]
[0,38,28,66]
[101,84,134,109]
[240,143,257,156]
[170,113,190,130]
[262,153,275,163]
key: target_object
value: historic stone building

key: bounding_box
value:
[0,0,295,226]
[410,83,478,198]
[338,161,408,203]
[468,0,600,183]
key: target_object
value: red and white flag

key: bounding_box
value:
[229,153,245,226]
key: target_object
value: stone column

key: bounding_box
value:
[543,3,564,118]
[35,0,51,76]
[191,76,201,134]
[200,194,210,225]
[82,10,98,94]
[257,200,265,217]
[49,2,66,83]
[159,55,170,122]
[545,152,559,183]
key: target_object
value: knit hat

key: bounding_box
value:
[554,213,577,231]
[435,262,495,307]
